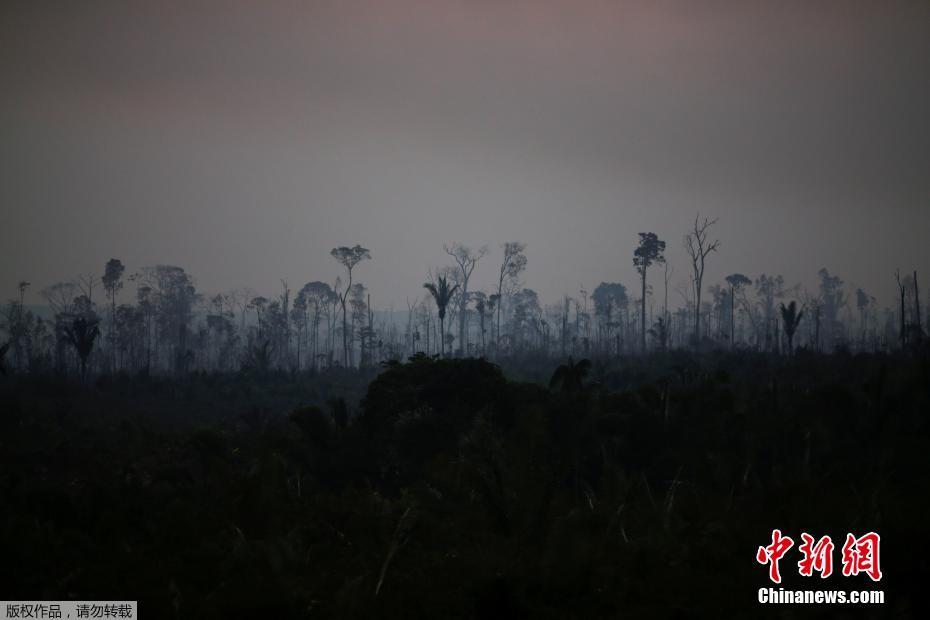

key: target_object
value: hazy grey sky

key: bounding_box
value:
[2,0,928,308]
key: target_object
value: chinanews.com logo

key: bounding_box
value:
[755,529,885,605]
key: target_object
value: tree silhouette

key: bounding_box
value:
[592,282,627,356]
[549,356,591,393]
[634,232,666,354]
[445,243,487,357]
[817,268,846,351]
[423,275,458,358]
[63,316,100,384]
[137,265,197,373]
[724,273,752,348]
[495,242,527,355]
[684,215,720,346]
[471,292,492,357]
[894,269,908,348]
[914,271,922,342]
[102,258,125,371]
[779,301,803,356]
[330,245,371,366]
[297,281,336,369]
[18,280,29,306]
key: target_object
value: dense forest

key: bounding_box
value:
[2,349,927,617]
[2,218,928,618]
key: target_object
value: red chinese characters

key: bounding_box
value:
[756,529,794,584]
[798,533,834,578]
[757,530,882,582]
[841,532,882,582]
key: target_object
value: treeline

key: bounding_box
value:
[1,217,927,379]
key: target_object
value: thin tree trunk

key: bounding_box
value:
[915,271,922,338]
[641,270,647,354]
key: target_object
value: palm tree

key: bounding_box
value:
[549,357,592,393]
[423,275,458,358]
[779,301,803,356]
[63,316,100,384]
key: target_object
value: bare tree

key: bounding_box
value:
[330,245,371,366]
[405,296,418,356]
[684,215,720,346]
[444,243,487,357]
[76,273,99,304]
[495,242,527,355]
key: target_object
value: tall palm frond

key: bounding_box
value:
[779,301,803,355]
[423,276,458,320]
[424,275,459,357]
[63,317,100,384]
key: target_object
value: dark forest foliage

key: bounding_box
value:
[2,351,927,618]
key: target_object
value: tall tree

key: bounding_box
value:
[779,301,803,356]
[291,290,308,369]
[444,243,487,357]
[423,275,458,358]
[817,268,846,351]
[495,242,527,356]
[330,245,371,367]
[914,271,922,341]
[724,273,752,348]
[755,274,786,350]
[471,292,492,357]
[895,269,907,349]
[592,282,627,356]
[299,281,336,369]
[6,281,31,371]
[101,259,125,371]
[684,214,720,346]
[633,233,666,354]
[855,288,871,347]
[138,265,197,373]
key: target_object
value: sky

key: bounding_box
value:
[2,0,928,309]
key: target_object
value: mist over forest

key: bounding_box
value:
[2,223,928,378]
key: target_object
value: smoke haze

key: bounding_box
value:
[2,0,928,306]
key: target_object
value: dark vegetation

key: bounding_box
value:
[2,350,927,618]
